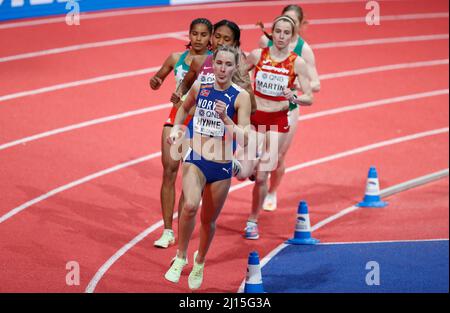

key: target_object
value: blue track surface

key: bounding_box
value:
[262,240,449,293]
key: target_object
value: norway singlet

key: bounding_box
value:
[193,83,241,138]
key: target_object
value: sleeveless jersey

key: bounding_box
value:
[254,47,298,101]
[174,50,213,87]
[193,83,241,138]
[174,50,190,88]
[268,37,305,56]
[197,54,216,84]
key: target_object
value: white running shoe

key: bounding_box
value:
[188,251,205,290]
[232,158,242,177]
[154,229,175,248]
[165,254,188,283]
[263,192,277,212]
[244,221,259,240]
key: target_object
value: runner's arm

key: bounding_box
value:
[150,53,179,90]
[234,52,257,114]
[217,91,251,147]
[291,57,313,105]
[302,42,321,92]
[169,81,200,143]
[171,55,205,104]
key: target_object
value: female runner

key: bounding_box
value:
[165,46,251,290]
[149,18,213,248]
[245,15,313,239]
[258,5,321,211]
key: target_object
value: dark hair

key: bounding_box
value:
[259,5,305,41]
[190,18,213,33]
[282,4,305,25]
[213,19,241,48]
[186,18,213,49]
[213,45,240,65]
[272,15,296,34]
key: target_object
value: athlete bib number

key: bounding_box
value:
[193,107,224,137]
[255,71,289,97]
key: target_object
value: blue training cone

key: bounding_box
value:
[356,166,388,208]
[286,201,320,245]
[244,251,264,293]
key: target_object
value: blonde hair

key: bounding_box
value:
[213,45,240,66]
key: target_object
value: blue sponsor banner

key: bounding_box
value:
[0,0,171,22]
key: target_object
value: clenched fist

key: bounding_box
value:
[149,76,163,90]
[214,100,228,120]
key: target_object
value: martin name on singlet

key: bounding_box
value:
[256,80,285,93]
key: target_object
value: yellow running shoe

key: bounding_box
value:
[164,254,188,283]
[154,229,175,248]
[262,192,277,212]
[188,251,205,290]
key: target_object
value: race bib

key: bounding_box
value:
[198,72,215,84]
[255,71,289,97]
[193,105,224,137]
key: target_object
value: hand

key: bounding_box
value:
[167,127,184,144]
[283,88,296,102]
[214,100,228,120]
[170,91,182,104]
[149,76,163,90]
[297,94,313,106]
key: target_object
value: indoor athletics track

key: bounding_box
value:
[0,0,448,293]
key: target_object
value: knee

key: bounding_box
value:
[162,164,178,183]
[182,201,199,218]
[255,171,269,186]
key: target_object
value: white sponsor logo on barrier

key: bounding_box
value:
[1,0,70,8]
[365,178,380,195]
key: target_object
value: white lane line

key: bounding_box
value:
[0,103,172,151]
[317,238,449,245]
[0,67,158,103]
[237,168,449,292]
[0,59,446,151]
[0,0,393,30]
[298,89,449,122]
[311,34,449,49]
[1,13,448,63]
[85,128,449,293]
[10,96,447,230]
[318,59,449,80]
[1,34,448,103]
[0,89,447,154]
[0,152,161,225]
[0,32,186,63]
[309,12,449,25]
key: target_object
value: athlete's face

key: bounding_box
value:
[213,51,236,85]
[211,26,235,50]
[283,10,300,33]
[189,23,211,53]
[272,21,294,50]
